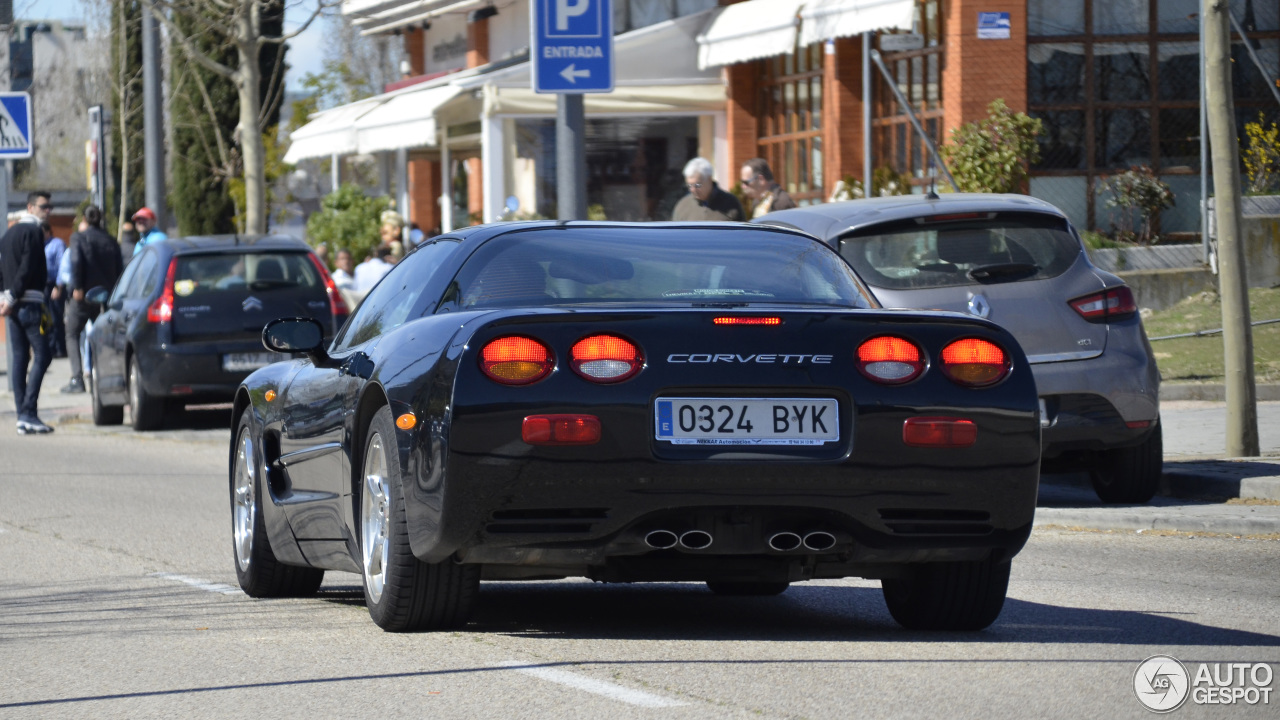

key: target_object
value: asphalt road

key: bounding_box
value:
[0,415,1277,719]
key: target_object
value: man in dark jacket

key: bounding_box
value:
[62,205,123,394]
[0,191,56,434]
[740,158,797,218]
[671,157,744,222]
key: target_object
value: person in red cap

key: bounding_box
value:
[131,207,168,256]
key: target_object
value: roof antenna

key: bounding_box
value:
[925,158,940,200]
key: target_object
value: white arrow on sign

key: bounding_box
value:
[559,64,591,84]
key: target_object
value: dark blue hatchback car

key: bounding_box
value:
[87,235,348,430]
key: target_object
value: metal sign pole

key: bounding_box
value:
[556,94,588,220]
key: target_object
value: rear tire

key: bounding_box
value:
[882,559,1010,631]
[90,361,123,426]
[706,581,790,596]
[231,411,324,597]
[128,356,164,431]
[1090,422,1163,504]
[359,406,479,632]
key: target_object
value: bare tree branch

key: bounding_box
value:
[140,0,238,79]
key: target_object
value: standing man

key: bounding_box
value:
[42,221,68,358]
[62,206,123,394]
[672,157,744,222]
[0,191,56,434]
[131,207,168,255]
[740,158,797,218]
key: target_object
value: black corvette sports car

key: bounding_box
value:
[231,222,1041,632]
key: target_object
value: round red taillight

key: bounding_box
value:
[856,336,924,384]
[570,334,642,383]
[940,338,1010,387]
[480,336,554,385]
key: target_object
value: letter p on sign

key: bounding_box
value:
[556,0,590,30]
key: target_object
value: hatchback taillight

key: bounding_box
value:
[940,338,1010,387]
[570,334,642,382]
[146,259,178,323]
[856,336,924,384]
[1069,286,1137,322]
[307,253,351,320]
[480,336,554,385]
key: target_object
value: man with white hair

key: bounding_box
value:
[671,157,744,222]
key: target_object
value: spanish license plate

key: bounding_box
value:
[222,353,276,372]
[654,398,839,445]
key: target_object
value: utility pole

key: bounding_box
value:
[1204,0,1259,456]
[141,4,165,227]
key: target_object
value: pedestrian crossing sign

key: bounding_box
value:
[0,93,32,159]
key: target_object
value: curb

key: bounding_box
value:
[1034,507,1280,536]
[1161,384,1280,401]
[1163,460,1280,501]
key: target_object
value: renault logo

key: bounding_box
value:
[967,293,991,319]
[242,296,263,312]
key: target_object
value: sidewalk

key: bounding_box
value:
[2,327,1279,536]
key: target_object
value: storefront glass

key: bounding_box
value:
[510,116,701,221]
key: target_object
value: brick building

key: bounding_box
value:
[294,0,1280,236]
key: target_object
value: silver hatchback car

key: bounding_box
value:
[760,193,1162,503]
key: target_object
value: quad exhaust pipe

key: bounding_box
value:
[802,531,836,551]
[646,528,834,552]
[679,530,713,550]
[768,532,802,551]
[768,531,837,552]
[644,530,678,550]
[644,529,715,550]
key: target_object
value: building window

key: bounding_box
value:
[758,42,825,204]
[1027,0,1280,234]
[872,0,945,186]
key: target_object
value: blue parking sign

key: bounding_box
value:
[532,0,614,93]
[0,93,33,159]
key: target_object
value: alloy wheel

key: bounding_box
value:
[232,431,256,572]
[361,432,391,604]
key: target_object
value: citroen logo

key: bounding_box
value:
[242,296,263,312]
[967,293,991,319]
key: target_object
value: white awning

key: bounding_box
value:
[282,98,384,163]
[798,0,914,46]
[353,84,462,153]
[696,0,805,69]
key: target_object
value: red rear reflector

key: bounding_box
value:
[570,334,642,382]
[1069,286,1137,322]
[481,336,554,385]
[903,417,977,447]
[147,259,178,323]
[712,317,782,325]
[940,338,1010,387]
[856,336,924,384]
[522,414,602,446]
[1125,420,1151,429]
[170,385,193,395]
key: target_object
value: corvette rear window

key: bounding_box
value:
[453,229,874,309]
[837,212,1081,290]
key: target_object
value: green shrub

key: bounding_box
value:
[1243,113,1280,195]
[1096,166,1175,245]
[305,183,391,264]
[940,99,1042,194]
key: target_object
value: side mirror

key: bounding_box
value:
[85,286,110,304]
[262,317,329,364]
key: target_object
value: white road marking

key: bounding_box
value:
[148,572,241,595]
[499,661,685,707]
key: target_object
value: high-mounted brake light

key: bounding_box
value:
[147,258,179,323]
[856,336,924,384]
[570,334,643,382]
[917,212,991,223]
[307,253,351,320]
[1069,286,1137,323]
[481,336,554,385]
[713,317,782,326]
[903,417,977,447]
[940,338,1010,387]
[522,414,602,446]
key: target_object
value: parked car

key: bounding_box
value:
[87,234,349,430]
[760,194,1162,503]
[231,222,1041,633]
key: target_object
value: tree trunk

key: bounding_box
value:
[235,11,266,234]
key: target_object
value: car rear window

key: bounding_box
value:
[452,228,875,309]
[837,212,1082,290]
[172,252,320,296]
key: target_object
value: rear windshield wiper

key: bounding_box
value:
[967,263,1039,283]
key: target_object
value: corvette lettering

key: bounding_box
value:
[666,353,833,364]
